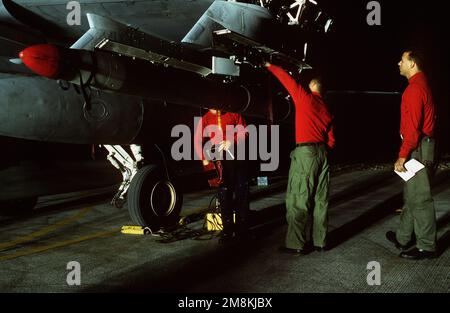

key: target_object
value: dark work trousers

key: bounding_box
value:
[285,145,329,249]
[217,160,250,236]
[396,137,437,252]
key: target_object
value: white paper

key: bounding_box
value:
[394,159,425,181]
[395,170,416,182]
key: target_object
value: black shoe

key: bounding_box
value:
[314,246,327,252]
[385,231,414,251]
[399,247,437,260]
[278,246,308,255]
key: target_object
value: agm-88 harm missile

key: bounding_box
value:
[19,43,279,119]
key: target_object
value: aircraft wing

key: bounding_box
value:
[16,5,323,118]
[3,0,336,130]
[71,13,212,77]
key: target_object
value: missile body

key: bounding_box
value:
[20,44,275,119]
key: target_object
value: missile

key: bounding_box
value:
[19,44,283,119]
[19,44,62,78]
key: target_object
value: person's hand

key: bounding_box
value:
[394,158,407,172]
[202,159,210,166]
[264,62,271,68]
[246,54,267,68]
[218,140,232,152]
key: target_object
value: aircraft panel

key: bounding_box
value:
[8,0,216,41]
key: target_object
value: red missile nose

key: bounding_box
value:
[19,44,61,78]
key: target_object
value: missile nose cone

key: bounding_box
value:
[19,44,61,78]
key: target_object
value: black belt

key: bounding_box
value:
[422,136,434,143]
[297,142,324,147]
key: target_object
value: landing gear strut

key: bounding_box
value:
[102,144,143,208]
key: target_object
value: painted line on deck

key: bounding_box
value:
[0,207,93,251]
[0,229,118,261]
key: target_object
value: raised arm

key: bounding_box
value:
[265,63,307,101]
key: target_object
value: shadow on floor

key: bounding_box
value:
[82,171,450,292]
[83,223,282,292]
[329,171,395,207]
[327,193,402,249]
[437,229,450,256]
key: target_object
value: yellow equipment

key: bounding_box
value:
[204,213,235,231]
[121,225,152,235]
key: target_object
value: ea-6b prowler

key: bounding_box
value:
[0,0,333,229]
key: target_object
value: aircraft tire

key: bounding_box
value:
[127,164,183,229]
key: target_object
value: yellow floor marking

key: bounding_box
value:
[0,229,118,261]
[0,207,92,251]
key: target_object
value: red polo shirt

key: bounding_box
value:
[399,72,435,158]
[194,111,247,160]
[267,64,335,149]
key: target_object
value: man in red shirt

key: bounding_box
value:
[386,50,437,260]
[265,62,335,254]
[194,109,249,243]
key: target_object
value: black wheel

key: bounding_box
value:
[127,165,183,229]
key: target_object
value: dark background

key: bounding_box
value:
[298,0,449,164]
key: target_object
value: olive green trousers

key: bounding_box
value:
[397,137,437,252]
[285,145,329,249]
